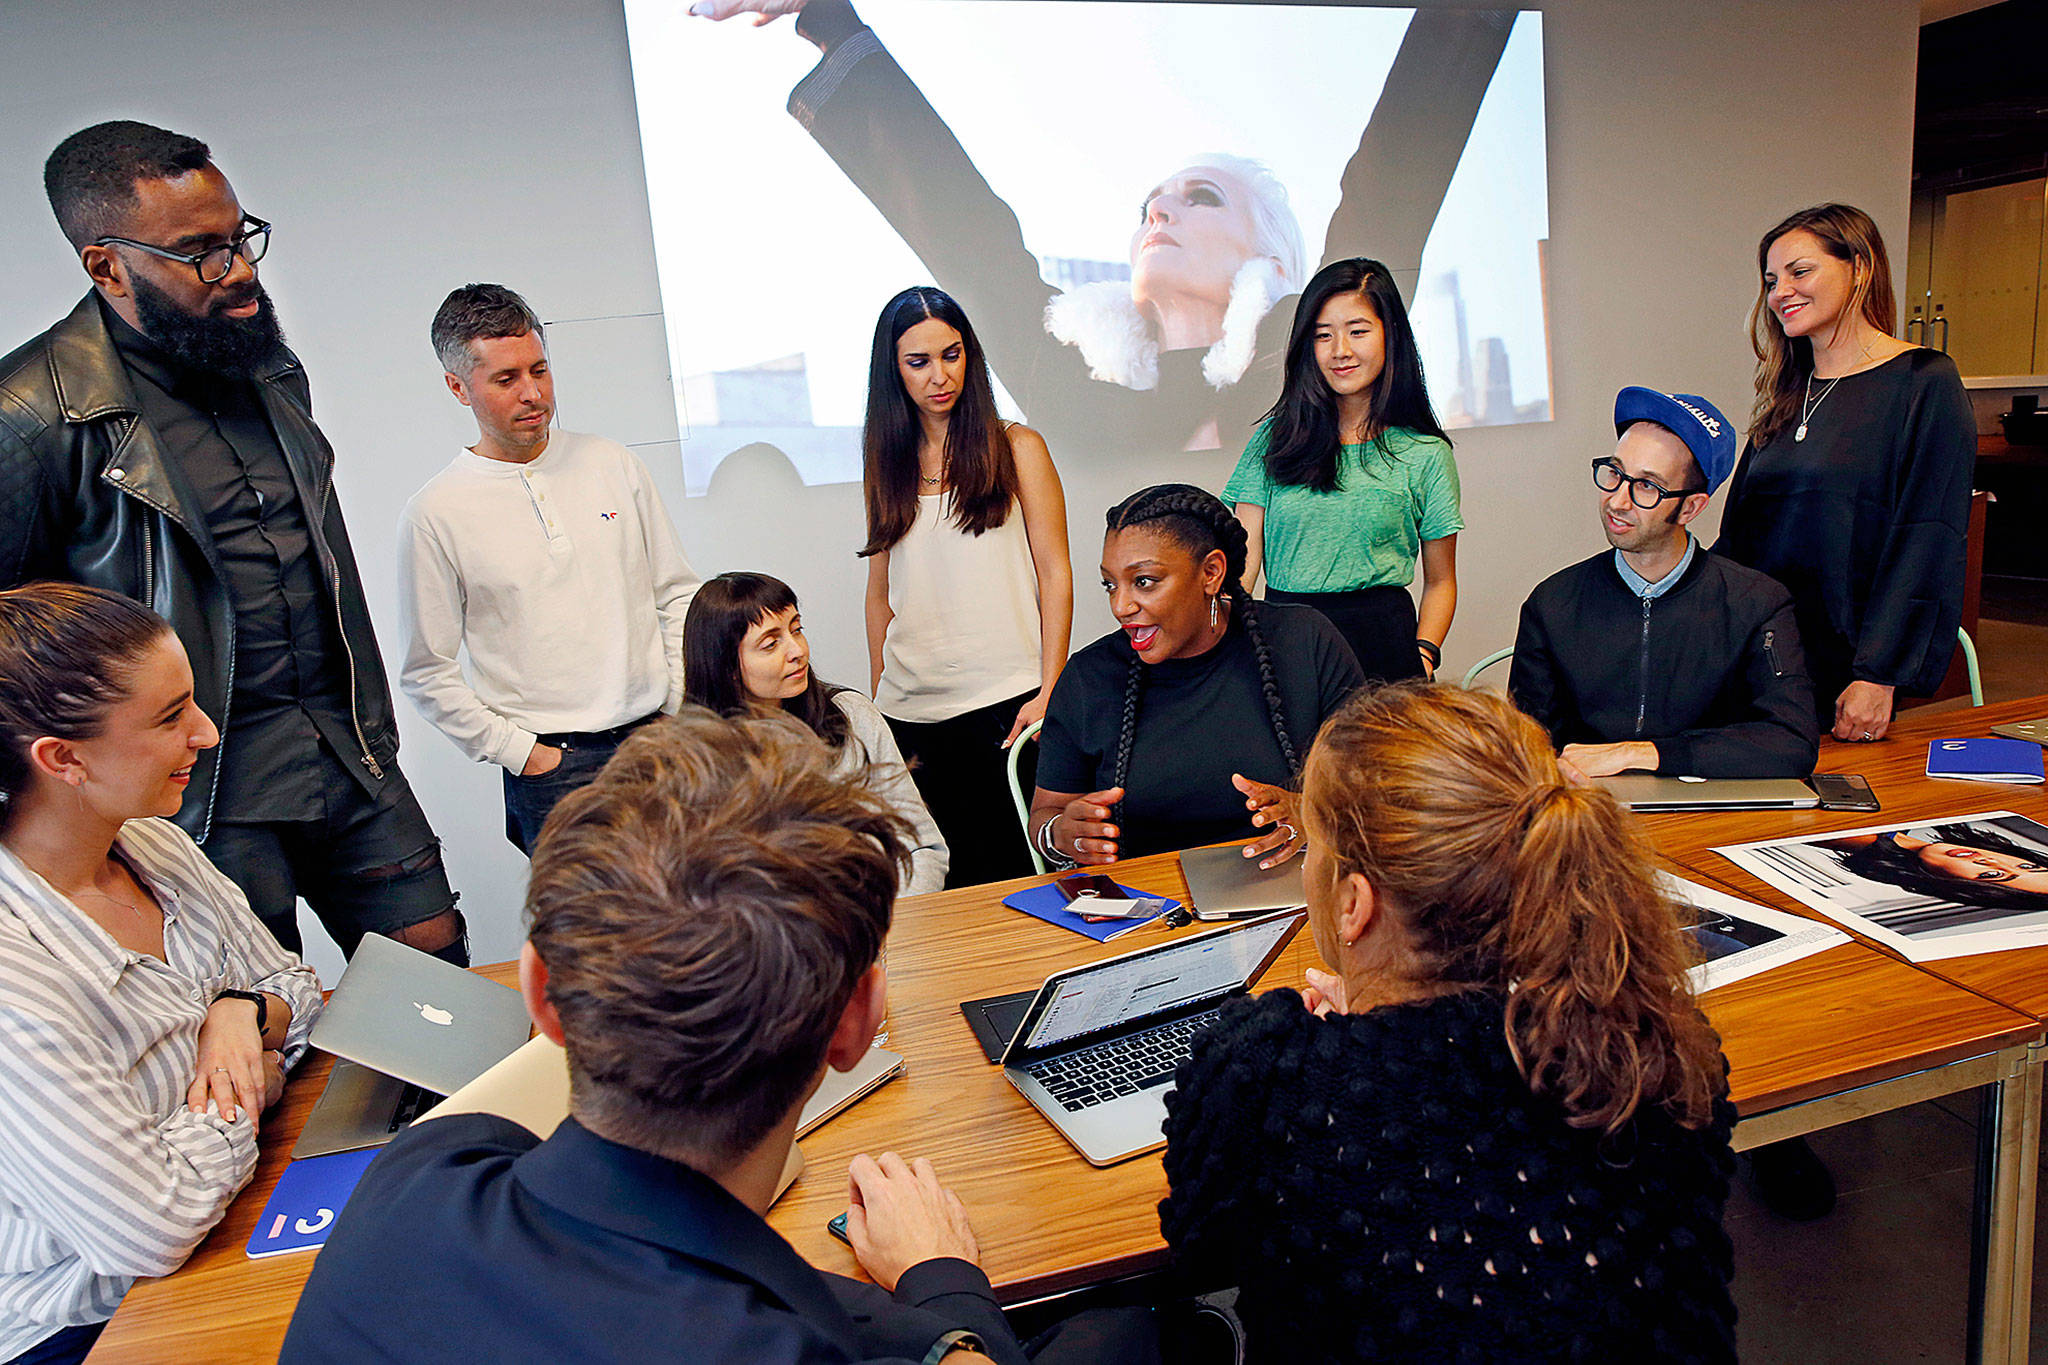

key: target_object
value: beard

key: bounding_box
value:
[130,273,287,380]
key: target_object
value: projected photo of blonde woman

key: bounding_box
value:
[649,1,1546,486]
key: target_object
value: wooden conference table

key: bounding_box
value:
[93,700,2048,1364]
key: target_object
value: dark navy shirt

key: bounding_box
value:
[105,303,349,821]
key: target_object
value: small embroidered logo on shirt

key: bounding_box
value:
[599,511,619,520]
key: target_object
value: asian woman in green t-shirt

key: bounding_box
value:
[1223,257,1462,683]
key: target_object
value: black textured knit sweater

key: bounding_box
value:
[1159,990,1737,1364]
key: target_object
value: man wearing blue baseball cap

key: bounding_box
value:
[1509,387,1821,780]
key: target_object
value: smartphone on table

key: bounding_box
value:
[1810,773,1880,812]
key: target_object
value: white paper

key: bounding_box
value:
[1660,872,1849,993]
[1067,896,1170,920]
[1713,811,2048,962]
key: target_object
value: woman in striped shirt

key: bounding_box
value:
[0,584,321,1365]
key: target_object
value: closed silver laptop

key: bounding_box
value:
[292,934,533,1158]
[1000,911,1304,1166]
[1597,774,1819,812]
[1177,842,1307,921]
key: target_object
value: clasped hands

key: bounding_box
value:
[185,994,284,1131]
[1046,773,1306,869]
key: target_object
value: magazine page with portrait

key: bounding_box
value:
[1715,812,2048,962]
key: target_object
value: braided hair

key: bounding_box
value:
[1102,485,1298,821]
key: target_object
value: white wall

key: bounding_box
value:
[0,0,1921,978]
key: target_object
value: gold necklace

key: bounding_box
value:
[1795,372,1844,443]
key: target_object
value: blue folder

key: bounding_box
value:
[1926,737,2045,785]
[244,1147,379,1259]
[1002,880,1178,942]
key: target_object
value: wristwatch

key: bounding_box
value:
[215,988,268,1035]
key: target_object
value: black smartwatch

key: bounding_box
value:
[215,988,268,1035]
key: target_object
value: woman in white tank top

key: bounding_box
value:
[859,288,1072,886]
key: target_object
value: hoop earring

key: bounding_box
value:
[1209,594,1219,630]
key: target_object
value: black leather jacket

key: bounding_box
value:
[0,294,401,840]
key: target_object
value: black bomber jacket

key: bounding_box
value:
[1507,545,1821,778]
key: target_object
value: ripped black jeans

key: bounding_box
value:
[201,764,466,965]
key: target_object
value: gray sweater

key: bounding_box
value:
[831,688,949,896]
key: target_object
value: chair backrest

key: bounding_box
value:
[1007,718,1047,875]
[1461,646,1515,689]
[1956,626,1984,708]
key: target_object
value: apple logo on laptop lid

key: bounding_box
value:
[414,1002,455,1027]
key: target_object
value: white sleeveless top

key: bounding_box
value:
[875,492,1042,722]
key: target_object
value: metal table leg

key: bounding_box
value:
[1966,1041,2043,1364]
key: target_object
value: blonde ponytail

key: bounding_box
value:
[1303,684,1725,1135]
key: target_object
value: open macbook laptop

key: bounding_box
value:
[1178,842,1307,921]
[1597,774,1819,812]
[999,910,1304,1167]
[292,934,534,1158]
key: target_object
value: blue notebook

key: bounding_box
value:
[1926,737,2045,785]
[1003,880,1179,942]
[244,1147,379,1259]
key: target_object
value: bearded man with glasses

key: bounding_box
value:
[0,120,467,967]
[1507,386,1820,783]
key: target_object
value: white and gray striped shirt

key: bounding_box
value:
[0,818,322,1356]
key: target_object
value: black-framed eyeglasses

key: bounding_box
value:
[1592,458,1702,510]
[93,216,270,285]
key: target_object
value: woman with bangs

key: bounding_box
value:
[683,570,948,898]
[1159,684,1736,1363]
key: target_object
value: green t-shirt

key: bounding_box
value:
[1221,424,1463,593]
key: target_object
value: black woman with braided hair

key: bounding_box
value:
[1027,485,1365,868]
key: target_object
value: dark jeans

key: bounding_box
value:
[5,1322,104,1365]
[201,748,463,963]
[502,716,657,855]
[886,689,1038,888]
[1267,584,1425,685]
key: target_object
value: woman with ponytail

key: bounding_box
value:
[1160,684,1736,1363]
[1027,484,1363,867]
[0,584,322,1365]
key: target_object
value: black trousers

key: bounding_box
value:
[1267,584,1426,685]
[4,1323,103,1365]
[885,689,1038,888]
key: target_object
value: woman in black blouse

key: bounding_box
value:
[1160,685,1737,1363]
[1718,203,1976,743]
[1027,485,1362,867]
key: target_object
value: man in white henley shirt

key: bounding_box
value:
[399,284,701,852]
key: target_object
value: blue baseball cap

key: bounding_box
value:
[1613,387,1737,494]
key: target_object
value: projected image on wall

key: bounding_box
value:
[627,1,1550,494]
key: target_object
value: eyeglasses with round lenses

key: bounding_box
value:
[1591,458,1700,510]
[93,216,271,285]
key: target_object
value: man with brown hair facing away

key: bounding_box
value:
[282,709,1156,1363]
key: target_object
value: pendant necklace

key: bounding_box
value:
[1796,371,1844,443]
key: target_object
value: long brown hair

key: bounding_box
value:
[1301,684,1725,1135]
[857,287,1017,557]
[0,582,172,811]
[1747,203,1898,448]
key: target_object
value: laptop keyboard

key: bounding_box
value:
[387,1082,444,1132]
[1024,1009,1219,1112]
